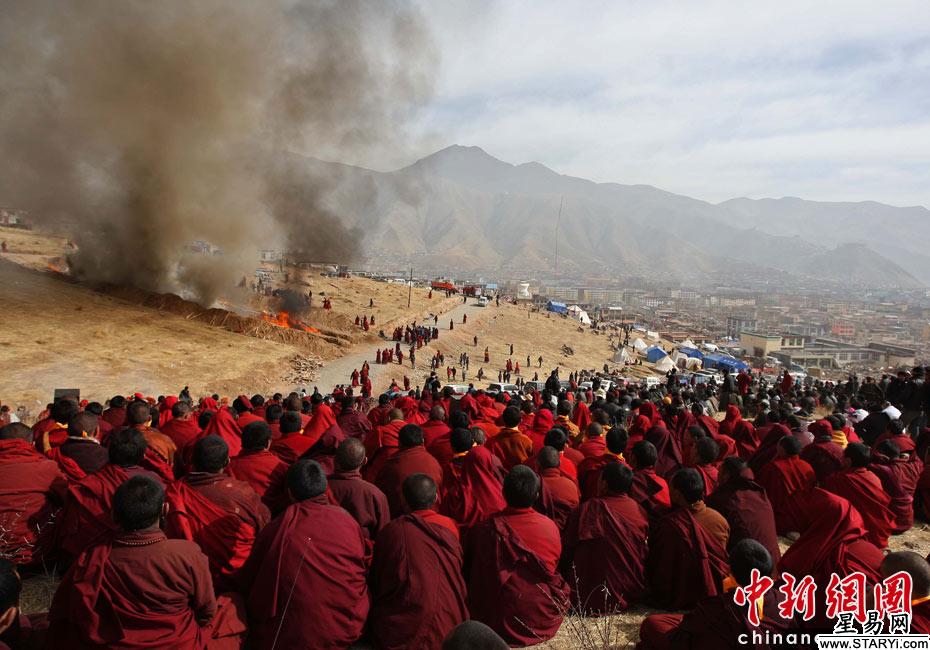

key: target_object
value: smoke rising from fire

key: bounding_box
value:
[0,0,435,304]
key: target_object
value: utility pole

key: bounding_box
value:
[407,266,413,309]
[554,196,564,280]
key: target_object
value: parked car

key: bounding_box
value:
[487,383,519,395]
[641,376,661,389]
[523,380,547,393]
[477,296,490,306]
[443,383,470,396]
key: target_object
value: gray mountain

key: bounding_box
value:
[299,145,924,288]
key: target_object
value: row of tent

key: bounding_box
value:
[628,337,750,374]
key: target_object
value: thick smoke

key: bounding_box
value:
[0,0,435,304]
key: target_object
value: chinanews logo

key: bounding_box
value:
[733,569,930,649]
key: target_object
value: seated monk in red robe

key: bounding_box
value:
[706,456,781,568]
[375,424,444,518]
[871,439,922,533]
[421,405,452,447]
[231,395,263,430]
[755,435,816,535]
[57,428,164,561]
[227,421,289,514]
[166,435,270,592]
[645,468,729,610]
[799,419,845,483]
[562,463,648,613]
[238,460,369,649]
[440,429,506,533]
[48,475,246,649]
[124,400,177,468]
[56,412,109,477]
[159,400,202,451]
[0,558,49,650]
[364,409,406,482]
[638,540,784,650]
[824,442,897,548]
[871,418,917,455]
[32,398,78,453]
[268,411,315,464]
[370,474,468,650]
[778,488,884,633]
[328,438,390,542]
[302,395,338,447]
[577,426,628,500]
[577,421,607,459]
[465,465,570,646]
[535,446,580,530]
[628,440,671,519]
[881,552,930,635]
[691,437,720,497]
[0,422,67,566]
[486,407,535,470]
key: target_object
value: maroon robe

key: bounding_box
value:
[238,496,370,649]
[165,474,270,591]
[644,422,682,479]
[48,528,245,649]
[645,507,729,610]
[748,423,791,472]
[695,463,719,497]
[824,467,897,548]
[336,409,373,441]
[536,467,580,530]
[870,457,922,533]
[227,449,289,514]
[369,512,469,650]
[375,446,444,518]
[200,409,243,457]
[465,508,569,646]
[800,437,845,483]
[755,456,816,534]
[57,464,161,559]
[629,468,671,519]
[706,472,782,568]
[577,453,624,501]
[778,488,884,632]
[269,431,315,465]
[420,419,452,447]
[577,436,607,459]
[0,438,67,565]
[439,446,506,531]
[160,416,202,450]
[562,494,648,612]
[328,468,391,542]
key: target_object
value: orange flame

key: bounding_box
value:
[261,310,320,334]
[46,258,67,274]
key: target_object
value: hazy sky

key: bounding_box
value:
[410,1,930,208]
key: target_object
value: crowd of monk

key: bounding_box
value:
[2,371,930,649]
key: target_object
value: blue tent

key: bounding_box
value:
[702,353,749,372]
[679,346,704,360]
[645,346,668,362]
[547,301,567,314]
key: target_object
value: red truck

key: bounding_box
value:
[431,280,457,293]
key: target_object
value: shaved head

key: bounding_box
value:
[0,422,32,442]
[336,438,366,471]
[68,412,99,439]
[389,408,404,422]
[430,405,446,421]
[442,620,508,650]
[881,551,930,598]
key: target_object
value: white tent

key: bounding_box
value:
[612,348,631,363]
[684,356,702,369]
[646,330,660,341]
[702,343,718,352]
[679,338,697,349]
[654,356,675,373]
[632,338,648,352]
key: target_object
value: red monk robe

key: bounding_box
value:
[369,512,469,650]
[238,494,370,649]
[536,467,581,530]
[644,422,682,479]
[0,438,67,565]
[870,455,922,533]
[421,418,452,447]
[199,409,242,458]
[328,467,391,542]
[302,402,338,447]
[778,489,884,632]
[561,494,648,613]
[630,468,671,519]
[824,467,897,548]
[705,469,781,568]
[48,528,245,649]
[375,445,443,518]
[466,508,570,646]
[363,418,405,482]
[57,464,161,560]
[165,474,270,592]
[800,429,845,483]
[160,416,202,451]
[695,462,719,497]
[268,429,315,465]
[486,426,535,470]
[440,446,506,531]
[755,455,816,535]
[227,449,290,514]
[645,506,729,610]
